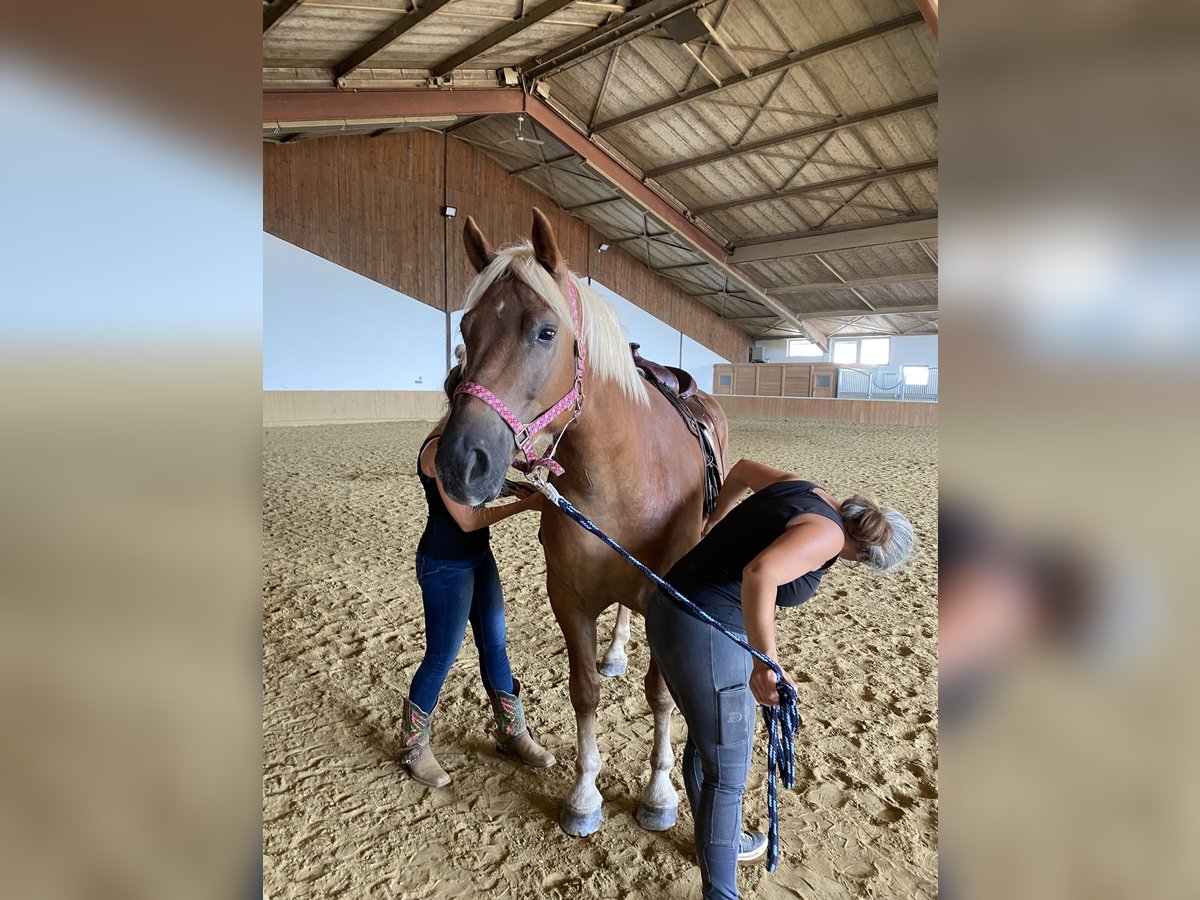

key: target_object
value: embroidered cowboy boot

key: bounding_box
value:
[399,697,450,788]
[489,677,556,768]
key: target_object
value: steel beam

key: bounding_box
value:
[646,94,938,178]
[794,304,938,318]
[519,0,704,80]
[263,89,524,126]
[562,196,625,212]
[915,0,939,39]
[431,0,578,78]
[592,12,924,132]
[769,274,937,295]
[696,160,937,214]
[518,95,827,348]
[264,0,304,34]
[334,0,456,83]
[729,216,938,263]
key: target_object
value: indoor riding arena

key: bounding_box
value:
[263,2,939,898]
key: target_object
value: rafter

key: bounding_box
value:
[264,0,304,34]
[728,215,938,263]
[694,159,937,214]
[562,196,625,212]
[645,94,937,178]
[430,0,578,78]
[333,0,455,83]
[592,12,924,132]
[520,0,705,80]
[795,304,938,319]
[769,276,937,295]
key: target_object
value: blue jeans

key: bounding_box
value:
[646,591,755,900]
[409,549,515,712]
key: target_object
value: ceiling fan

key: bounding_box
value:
[497,113,545,146]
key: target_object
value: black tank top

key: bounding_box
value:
[416,435,490,560]
[666,480,842,626]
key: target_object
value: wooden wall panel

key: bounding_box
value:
[757,365,784,396]
[263,390,445,425]
[264,134,447,311]
[733,364,758,396]
[713,364,734,394]
[717,396,938,426]
[445,137,590,314]
[590,242,748,364]
[783,364,813,397]
[264,132,750,363]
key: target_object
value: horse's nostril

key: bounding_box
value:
[467,448,489,483]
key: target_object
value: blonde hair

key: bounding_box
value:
[462,241,649,405]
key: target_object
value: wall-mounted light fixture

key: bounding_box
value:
[597,242,609,252]
[443,206,458,218]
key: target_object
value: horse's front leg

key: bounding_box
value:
[599,604,632,677]
[636,653,679,831]
[550,588,604,837]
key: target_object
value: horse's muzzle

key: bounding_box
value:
[435,404,512,507]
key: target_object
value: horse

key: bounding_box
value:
[435,208,729,836]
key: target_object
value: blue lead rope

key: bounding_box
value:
[530,478,800,872]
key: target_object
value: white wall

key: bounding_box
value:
[263,234,447,390]
[882,334,939,368]
[264,236,730,393]
[757,333,938,368]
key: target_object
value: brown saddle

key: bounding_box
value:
[629,343,697,400]
[629,343,723,516]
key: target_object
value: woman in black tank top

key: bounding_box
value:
[400,367,557,789]
[645,459,914,898]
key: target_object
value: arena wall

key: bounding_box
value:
[716,395,939,426]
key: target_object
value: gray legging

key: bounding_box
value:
[645,591,756,900]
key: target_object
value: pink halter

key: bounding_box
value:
[455,279,586,477]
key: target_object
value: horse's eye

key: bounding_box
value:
[537,326,557,343]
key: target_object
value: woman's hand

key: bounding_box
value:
[700,511,726,538]
[749,661,795,706]
[500,478,537,499]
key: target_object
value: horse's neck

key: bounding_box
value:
[553,374,643,496]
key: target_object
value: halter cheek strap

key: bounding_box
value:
[454,279,586,477]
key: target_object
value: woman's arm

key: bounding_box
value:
[703,458,801,536]
[422,438,542,533]
[741,519,844,704]
[437,480,542,532]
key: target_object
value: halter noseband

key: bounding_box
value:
[454,279,585,477]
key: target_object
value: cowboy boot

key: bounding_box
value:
[399,697,450,788]
[489,677,556,768]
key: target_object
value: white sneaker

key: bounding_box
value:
[737,830,767,863]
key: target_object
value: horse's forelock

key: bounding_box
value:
[461,242,648,405]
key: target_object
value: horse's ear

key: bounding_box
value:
[530,207,564,275]
[463,216,495,273]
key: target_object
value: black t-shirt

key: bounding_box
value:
[666,479,842,627]
[415,436,490,560]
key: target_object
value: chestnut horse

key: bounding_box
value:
[436,209,729,836]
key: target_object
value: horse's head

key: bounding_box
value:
[436,209,582,506]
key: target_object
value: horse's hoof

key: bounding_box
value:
[635,802,678,832]
[559,805,603,837]
[598,657,627,678]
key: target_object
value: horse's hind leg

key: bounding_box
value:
[599,604,632,677]
[551,595,605,837]
[636,654,679,831]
